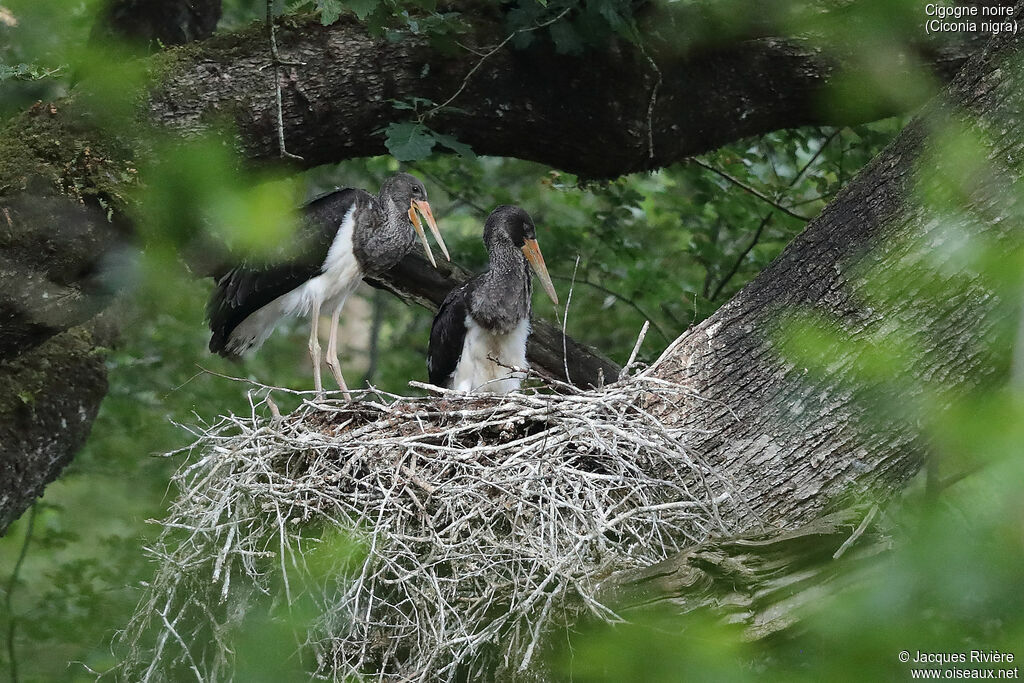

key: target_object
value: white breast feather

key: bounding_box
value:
[451,316,530,394]
[227,205,362,354]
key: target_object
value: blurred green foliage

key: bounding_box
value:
[1,0,1021,680]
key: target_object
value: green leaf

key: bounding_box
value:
[317,0,343,25]
[0,62,60,82]
[549,21,583,55]
[384,122,436,161]
[433,132,476,159]
[348,0,381,20]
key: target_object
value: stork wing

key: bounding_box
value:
[207,188,370,356]
[427,283,470,388]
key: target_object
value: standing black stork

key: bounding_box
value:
[207,172,448,396]
[427,205,558,394]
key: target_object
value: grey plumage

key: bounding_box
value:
[428,205,558,393]
[207,172,448,396]
[352,173,423,276]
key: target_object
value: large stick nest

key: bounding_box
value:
[119,372,743,681]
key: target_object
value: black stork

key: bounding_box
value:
[208,172,448,396]
[427,205,558,394]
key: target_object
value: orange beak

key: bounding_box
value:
[522,238,558,306]
[409,199,449,268]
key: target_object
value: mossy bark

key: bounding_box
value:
[0,325,109,533]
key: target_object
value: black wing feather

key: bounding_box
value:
[207,188,369,356]
[428,283,471,387]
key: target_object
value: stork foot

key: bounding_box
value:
[324,305,353,402]
[326,361,353,402]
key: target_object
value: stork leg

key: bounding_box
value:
[324,302,352,401]
[308,299,324,398]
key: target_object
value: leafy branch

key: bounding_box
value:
[383,4,574,162]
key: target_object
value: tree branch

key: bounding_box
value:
[140,1,1008,179]
[0,326,109,535]
[691,160,809,221]
[0,0,1016,534]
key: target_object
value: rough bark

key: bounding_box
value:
[0,325,109,533]
[636,4,1023,558]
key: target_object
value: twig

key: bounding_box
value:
[362,289,386,387]
[561,255,581,385]
[709,214,773,301]
[406,163,490,216]
[789,129,840,188]
[119,370,737,681]
[267,0,303,161]
[637,40,662,161]
[549,274,670,343]
[833,505,878,560]
[707,129,840,300]
[619,321,650,381]
[422,7,572,121]
[691,159,808,222]
[5,504,36,683]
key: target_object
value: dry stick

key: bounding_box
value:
[124,372,732,681]
[833,505,879,560]
[619,320,650,381]
[267,0,303,161]
[560,254,581,385]
[637,38,662,162]
[691,158,808,222]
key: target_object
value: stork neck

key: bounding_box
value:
[470,242,532,332]
[484,241,528,281]
[379,194,412,234]
[352,191,417,276]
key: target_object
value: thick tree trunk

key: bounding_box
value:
[0,325,109,533]
[620,10,1024,618]
[0,0,1016,533]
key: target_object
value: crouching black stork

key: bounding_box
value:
[208,172,448,397]
[427,205,558,394]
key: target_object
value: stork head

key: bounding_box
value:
[484,205,559,306]
[381,172,449,267]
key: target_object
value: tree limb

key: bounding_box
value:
[596,507,889,640]
[142,1,1007,179]
[0,0,1016,532]
[645,7,1024,532]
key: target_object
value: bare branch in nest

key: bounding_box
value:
[118,373,746,681]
